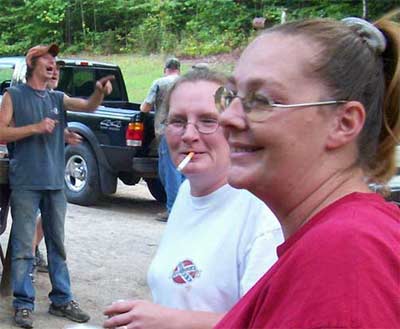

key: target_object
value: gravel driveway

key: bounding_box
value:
[0,180,166,328]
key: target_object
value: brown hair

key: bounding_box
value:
[265,11,400,183]
[159,69,227,127]
[25,57,38,81]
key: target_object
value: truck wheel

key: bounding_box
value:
[64,142,100,206]
[145,178,167,203]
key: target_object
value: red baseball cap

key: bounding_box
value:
[26,44,59,67]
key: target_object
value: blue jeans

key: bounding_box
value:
[10,189,72,310]
[158,136,185,212]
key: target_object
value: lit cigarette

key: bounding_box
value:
[177,152,194,172]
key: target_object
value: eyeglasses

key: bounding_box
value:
[214,86,347,122]
[165,118,219,135]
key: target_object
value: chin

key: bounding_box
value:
[227,167,252,190]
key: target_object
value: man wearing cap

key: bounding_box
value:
[31,59,83,280]
[140,58,185,222]
[0,44,113,328]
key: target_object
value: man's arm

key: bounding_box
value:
[64,75,114,112]
[140,80,158,112]
[0,92,56,142]
[140,102,153,112]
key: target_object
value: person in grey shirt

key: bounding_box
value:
[140,58,185,221]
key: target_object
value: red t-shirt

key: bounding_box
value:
[215,193,400,328]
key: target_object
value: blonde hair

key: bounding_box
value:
[161,69,227,126]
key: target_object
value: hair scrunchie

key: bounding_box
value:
[342,17,387,54]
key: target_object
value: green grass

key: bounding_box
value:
[0,68,13,81]
[65,53,235,102]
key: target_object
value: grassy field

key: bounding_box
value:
[66,53,236,102]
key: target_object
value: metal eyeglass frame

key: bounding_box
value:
[164,120,219,135]
[214,86,347,120]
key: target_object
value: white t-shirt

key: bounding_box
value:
[147,181,283,313]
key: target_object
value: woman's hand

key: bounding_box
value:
[103,299,172,329]
[103,299,223,329]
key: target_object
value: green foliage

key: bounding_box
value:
[71,53,234,102]
[0,0,398,56]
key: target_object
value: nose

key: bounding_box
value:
[181,122,200,144]
[219,97,247,131]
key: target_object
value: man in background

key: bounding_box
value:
[140,58,184,222]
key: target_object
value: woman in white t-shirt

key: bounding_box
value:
[103,69,283,329]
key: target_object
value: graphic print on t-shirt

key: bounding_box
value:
[172,259,200,284]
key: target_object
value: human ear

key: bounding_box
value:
[325,101,366,150]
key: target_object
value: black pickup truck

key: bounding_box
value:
[0,56,165,206]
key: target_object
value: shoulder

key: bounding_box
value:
[289,193,399,266]
[177,179,191,197]
[7,84,25,96]
[169,180,190,208]
[229,187,280,229]
[224,187,282,244]
[312,193,398,242]
[157,75,177,88]
[151,77,165,88]
[49,90,64,100]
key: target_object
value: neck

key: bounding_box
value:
[189,175,228,197]
[260,166,370,240]
[27,76,48,91]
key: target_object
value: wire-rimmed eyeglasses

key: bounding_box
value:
[214,86,347,122]
[165,118,219,135]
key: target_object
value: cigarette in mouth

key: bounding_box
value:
[177,152,194,172]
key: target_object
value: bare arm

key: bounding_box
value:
[140,101,153,112]
[0,92,56,142]
[64,75,114,112]
[103,299,224,329]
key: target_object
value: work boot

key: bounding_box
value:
[49,300,90,323]
[14,309,33,329]
[35,247,48,273]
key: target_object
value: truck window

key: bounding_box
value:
[58,67,124,101]
[73,68,95,97]
[95,69,124,101]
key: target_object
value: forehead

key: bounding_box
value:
[233,32,321,90]
[37,53,56,62]
[169,80,220,115]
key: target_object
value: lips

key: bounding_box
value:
[229,143,261,154]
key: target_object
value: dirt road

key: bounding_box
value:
[0,180,166,328]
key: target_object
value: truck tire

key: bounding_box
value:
[64,142,100,206]
[145,178,167,203]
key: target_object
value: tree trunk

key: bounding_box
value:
[79,0,86,38]
[362,0,368,19]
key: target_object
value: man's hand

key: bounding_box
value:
[96,75,115,96]
[64,129,82,145]
[36,117,58,134]
[65,75,115,112]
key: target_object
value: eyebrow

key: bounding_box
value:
[228,76,287,93]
